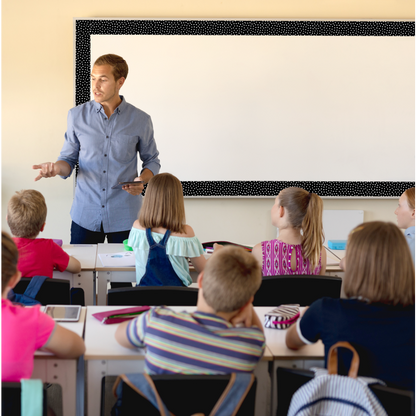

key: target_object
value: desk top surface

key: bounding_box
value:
[83,306,323,362]
[62,244,98,271]
[85,306,271,360]
[95,243,135,271]
[35,307,87,358]
[255,307,324,359]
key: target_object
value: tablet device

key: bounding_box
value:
[111,181,143,190]
[44,305,81,322]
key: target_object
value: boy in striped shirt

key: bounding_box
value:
[115,246,265,374]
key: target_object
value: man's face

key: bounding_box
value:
[394,192,415,229]
[91,64,124,105]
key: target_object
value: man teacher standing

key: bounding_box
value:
[33,54,160,244]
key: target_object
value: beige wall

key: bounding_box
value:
[2,0,414,244]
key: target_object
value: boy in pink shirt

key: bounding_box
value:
[1,231,85,382]
[7,190,81,278]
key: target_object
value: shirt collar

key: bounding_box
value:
[94,95,126,114]
[192,310,233,328]
[405,226,415,236]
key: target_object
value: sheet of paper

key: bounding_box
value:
[98,252,136,267]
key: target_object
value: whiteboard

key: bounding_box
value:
[76,19,415,197]
[322,210,364,242]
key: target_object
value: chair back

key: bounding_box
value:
[13,277,71,305]
[276,367,414,416]
[107,286,199,306]
[2,382,47,416]
[101,374,257,416]
[253,275,342,306]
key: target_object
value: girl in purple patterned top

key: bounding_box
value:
[252,187,327,276]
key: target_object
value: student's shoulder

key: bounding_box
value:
[69,100,96,116]
[3,299,44,320]
[149,306,193,322]
[132,220,145,231]
[171,224,195,238]
[121,99,152,122]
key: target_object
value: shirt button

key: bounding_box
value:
[103,171,106,173]
[106,136,109,138]
[102,205,105,208]
[104,154,107,157]
[102,189,105,191]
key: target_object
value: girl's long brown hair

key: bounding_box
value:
[343,221,414,305]
[138,173,186,234]
[279,187,324,270]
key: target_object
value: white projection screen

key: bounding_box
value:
[75,19,415,197]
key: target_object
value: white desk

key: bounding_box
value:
[95,244,136,305]
[53,244,98,305]
[255,307,325,416]
[84,306,273,416]
[33,307,86,416]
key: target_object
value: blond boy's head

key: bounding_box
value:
[2,231,19,293]
[202,246,262,313]
[7,190,47,238]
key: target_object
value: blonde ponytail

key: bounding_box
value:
[301,193,324,270]
[279,188,324,270]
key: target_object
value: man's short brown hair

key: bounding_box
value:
[7,190,47,238]
[2,231,19,290]
[93,54,128,81]
[344,221,414,306]
[202,246,262,313]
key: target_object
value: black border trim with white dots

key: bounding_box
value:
[75,19,415,197]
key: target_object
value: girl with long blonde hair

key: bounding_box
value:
[128,173,206,286]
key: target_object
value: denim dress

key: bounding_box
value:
[128,227,205,286]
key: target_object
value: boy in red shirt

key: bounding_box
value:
[7,189,81,278]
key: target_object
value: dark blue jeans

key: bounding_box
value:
[70,222,130,244]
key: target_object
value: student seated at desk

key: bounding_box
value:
[6,190,81,278]
[128,173,206,287]
[395,187,415,264]
[252,187,327,276]
[1,232,85,382]
[286,222,415,391]
[115,246,265,374]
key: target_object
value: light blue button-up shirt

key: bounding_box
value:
[405,226,415,264]
[57,97,160,233]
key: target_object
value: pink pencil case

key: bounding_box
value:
[264,304,300,329]
[92,306,151,325]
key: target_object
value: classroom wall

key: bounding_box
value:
[2,0,413,244]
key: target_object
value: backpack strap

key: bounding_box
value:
[23,275,48,299]
[327,341,359,378]
[113,373,254,416]
[209,373,255,416]
[113,373,173,416]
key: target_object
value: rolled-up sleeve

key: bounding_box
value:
[126,309,151,348]
[297,300,323,344]
[138,116,160,176]
[57,110,80,178]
